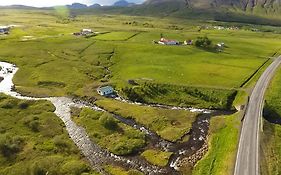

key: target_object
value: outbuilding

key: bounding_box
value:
[97,86,114,96]
[0,26,10,34]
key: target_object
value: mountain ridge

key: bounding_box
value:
[144,0,281,14]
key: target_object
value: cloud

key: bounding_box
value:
[0,0,145,7]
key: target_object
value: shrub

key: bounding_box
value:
[23,116,40,132]
[0,134,24,157]
[195,36,212,48]
[99,114,118,130]
[19,102,29,109]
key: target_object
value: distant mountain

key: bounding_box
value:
[66,3,88,9]
[89,3,101,8]
[113,0,136,7]
[144,0,281,15]
[0,5,36,9]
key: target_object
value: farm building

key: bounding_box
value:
[0,26,10,34]
[216,42,225,51]
[81,29,93,35]
[97,86,114,96]
[184,40,193,45]
[73,29,94,36]
[158,38,179,45]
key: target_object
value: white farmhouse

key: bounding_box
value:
[81,29,93,35]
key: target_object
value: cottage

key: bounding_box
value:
[97,86,114,96]
[0,26,10,35]
[81,29,93,36]
[158,38,179,45]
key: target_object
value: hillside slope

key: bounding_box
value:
[144,0,281,15]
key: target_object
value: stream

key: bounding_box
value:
[0,61,234,174]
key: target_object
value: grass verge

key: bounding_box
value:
[192,113,240,175]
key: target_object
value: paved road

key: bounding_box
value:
[234,56,281,175]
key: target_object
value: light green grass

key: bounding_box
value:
[141,149,173,167]
[95,99,198,142]
[0,10,280,103]
[192,113,240,175]
[94,32,138,41]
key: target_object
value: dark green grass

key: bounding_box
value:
[119,82,237,109]
[0,94,98,175]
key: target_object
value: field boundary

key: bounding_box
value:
[239,57,271,88]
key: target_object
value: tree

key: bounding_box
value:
[195,36,212,48]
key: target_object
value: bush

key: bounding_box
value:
[23,116,40,132]
[61,160,90,175]
[0,134,24,157]
[19,102,29,109]
[195,36,212,48]
[99,114,118,130]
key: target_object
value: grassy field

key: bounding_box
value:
[192,113,240,175]
[95,99,198,142]
[0,10,280,106]
[141,149,173,167]
[0,94,98,175]
[72,107,146,155]
[261,66,281,175]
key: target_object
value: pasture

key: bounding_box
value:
[0,10,280,104]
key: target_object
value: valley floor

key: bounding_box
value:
[0,8,281,175]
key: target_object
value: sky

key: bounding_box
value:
[0,0,145,7]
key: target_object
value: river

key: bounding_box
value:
[0,61,232,175]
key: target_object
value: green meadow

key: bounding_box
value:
[0,10,280,105]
